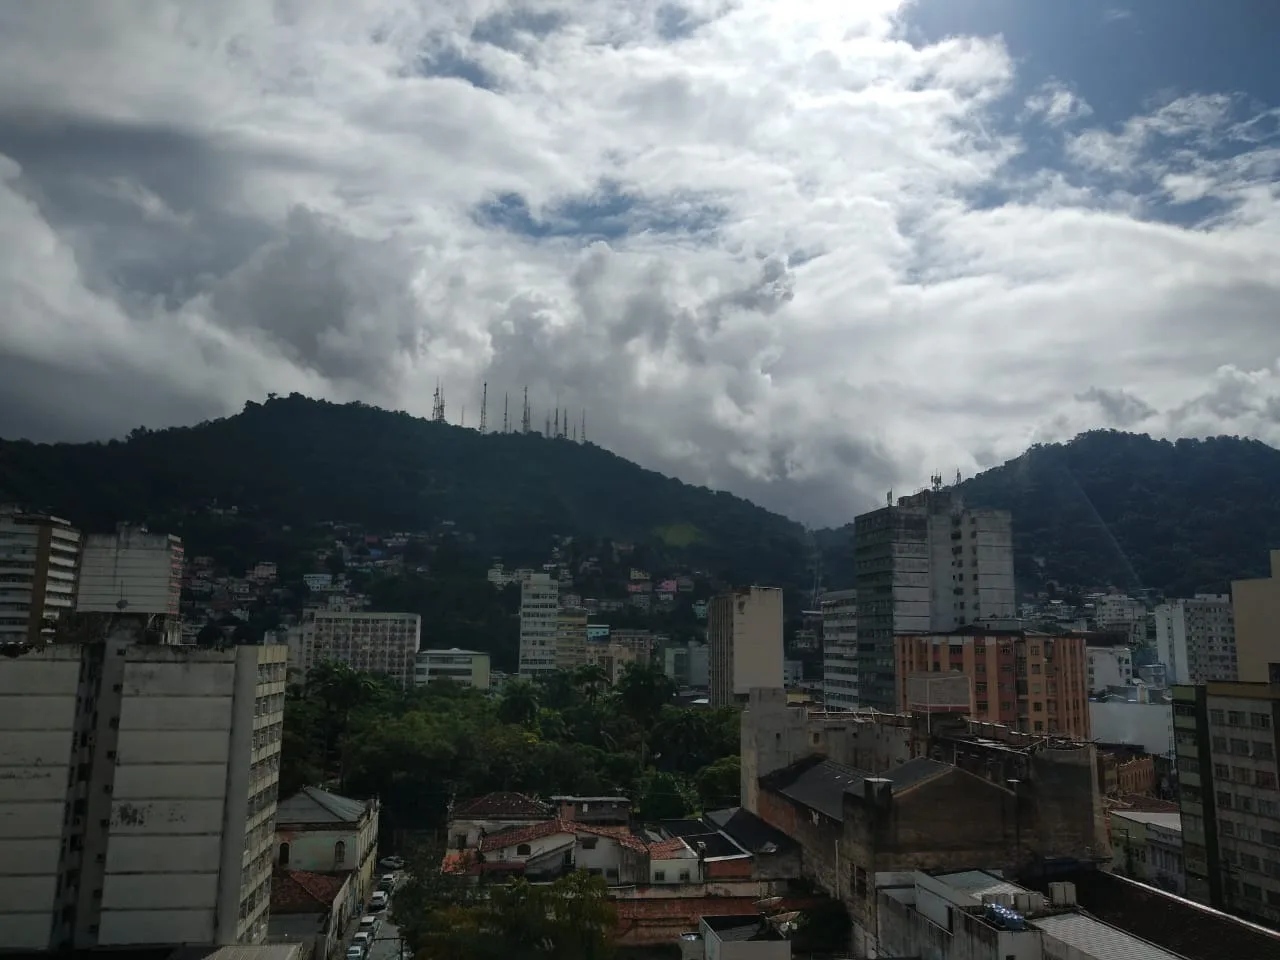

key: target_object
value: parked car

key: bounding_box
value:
[378,855,405,870]
[358,915,380,936]
[377,873,396,892]
[369,890,389,912]
[345,947,364,960]
[353,932,372,952]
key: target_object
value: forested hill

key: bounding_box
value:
[957,431,1280,596]
[0,394,809,588]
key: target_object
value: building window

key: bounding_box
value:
[654,870,666,882]
[580,837,598,850]
[516,844,531,856]
[278,843,290,867]
[334,841,346,866]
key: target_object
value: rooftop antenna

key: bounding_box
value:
[503,392,509,434]
[479,382,488,434]
[931,472,943,492]
[521,386,531,434]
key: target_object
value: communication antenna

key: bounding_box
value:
[503,392,509,434]
[431,382,446,423]
[886,489,893,507]
[955,468,962,486]
[554,406,560,439]
[461,405,466,428]
[544,411,551,436]
[479,382,488,434]
[521,386,531,434]
[581,410,586,444]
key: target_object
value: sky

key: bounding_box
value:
[2,0,1280,526]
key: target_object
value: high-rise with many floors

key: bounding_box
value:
[1172,681,1280,927]
[76,525,183,645]
[820,589,859,710]
[294,611,420,687]
[0,629,286,951]
[555,606,588,672]
[518,573,559,678]
[854,489,1015,711]
[1156,595,1237,684]
[0,507,81,646]
[1232,553,1280,684]
[894,628,1090,738]
[707,586,784,706]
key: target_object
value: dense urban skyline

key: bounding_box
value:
[2,1,1279,527]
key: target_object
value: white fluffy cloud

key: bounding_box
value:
[1,0,1279,525]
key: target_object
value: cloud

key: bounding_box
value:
[1,1,1279,527]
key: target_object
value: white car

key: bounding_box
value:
[346,948,364,960]
[369,890,389,911]
[358,915,380,935]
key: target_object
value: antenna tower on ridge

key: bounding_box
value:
[479,382,488,434]
[581,410,586,444]
[431,382,447,423]
[521,387,531,434]
[503,393,509,434]
[554,406,560,439]
[544,411,551,436]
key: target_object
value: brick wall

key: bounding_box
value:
[756,787,843,900]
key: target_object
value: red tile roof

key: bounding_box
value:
[453,792,551,819]
[479,819,648,855]
[270,868,349,914]
[615,895,824,921]
[647,837,692,859]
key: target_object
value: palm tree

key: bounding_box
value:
[572,664,610,705]
[497,680,540,729]
[307,661,379,774]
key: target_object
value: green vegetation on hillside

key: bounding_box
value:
[0,393,809,590]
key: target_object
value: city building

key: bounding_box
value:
[664,641,710,688]
[894,628,1091,738]
[76,524,183,644]
[783,659,803,687]
[1087,642,1134,693]
[820,589,858,711]
[0,632,286,951]
[693,915,789,960]
[1089,699,1174,760]
[1155,595,1237,684]
[294,611,420,687]
[1232,552,1280,683]
[518,573,558,678]
[1094,593,1148,640]
[853,490,1014,711]
[274,786,380,938]
[1110,809,1185,894]
[1172,681,1280,926]
[413,648,491,689]
[585,639,648,684]
[0,507,80,645]
[555,606,589,671]
[708,587,784,706]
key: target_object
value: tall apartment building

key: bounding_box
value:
[0,507,80,645]
[1232,552,1280,684]
[820,589,859,711]
[894,628,1090,738]
[77,524,183,617]
[555,606,588,672]
[854,489,1014,711]
[1155,595,1237,684]
[518,573,559,678]
[1086,642,1134,692]
[295,611,420,687]
[1172,681,1280,927]
[0,633,286,951]
[707,586,783,706]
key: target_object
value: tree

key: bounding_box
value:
[634,769,696,821]
[498,679,541,728]
[695,755,741,810]
[572,663,611,704]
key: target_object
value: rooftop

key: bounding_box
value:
[276,786,369,826]
[452,791,552,819]
[1110,810,1182,832]
[763,755,951,822]
[702,914,785,942]
[703,807,797,855]
[269,869,348,914]
[934,869,1024,900]
[1032,911,1181,960]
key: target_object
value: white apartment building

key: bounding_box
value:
[0,632,286,951]
[1156,595,1237,684]
[295,611,420,687]
[854,489,1014,711]
[0,507,80,645]
[414,648,491,690]
[77,524,183,619]
[518,573,559,678]
[708,586,784,706]
[1086,644,1134,692]
[820,589,858,711]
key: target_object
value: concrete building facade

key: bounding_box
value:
[76,525,183,618]
[518,573,559,678]
[413,648,491,689]
[1087,644,1134,693]
[1232,553,1280,684]
[1172,681,1280,926]
[894,629,1091,738]
[1155,595,1237,684]
[0,634,286,951]
[1110,810,1185,894]
[0,507,81,646]
[295,611,420,687]
[820,589,858,711]
[708,587,784,706]
[555,606,589,672]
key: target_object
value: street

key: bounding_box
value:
[368,914,402,960]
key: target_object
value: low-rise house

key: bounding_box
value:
[553,795,632,824]
[267,867,355,959]
[688,915,790,960]
[275,787,380,931]
[475,819,648,885]
[448,791,552,849]
[648,837,702,885]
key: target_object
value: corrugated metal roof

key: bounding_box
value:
[935,869,1024,900]
[1034,911,1185,960]
[276,786,367,825]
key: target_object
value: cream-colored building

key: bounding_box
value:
[1233,552,1280,684]
[413,648,491,689]
[0,507,80,645]
[518,573,559,678]
[708,586,784,706]
[76,524,183,619]
[555,607,588,672]
[294,611,420,687]
[0,631,286,951]
[585,640,648,684]
[1156,594,1236,684]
